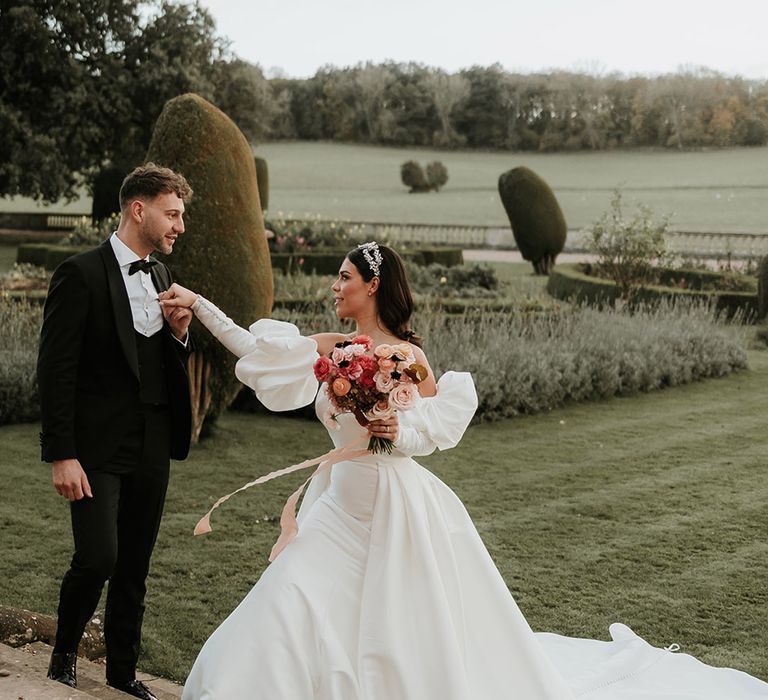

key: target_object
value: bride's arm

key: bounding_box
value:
[159,283,260,358]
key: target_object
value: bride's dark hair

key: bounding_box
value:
[346,243,423,348]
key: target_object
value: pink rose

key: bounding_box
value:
[331,346,346,364]
[346,358,364,380]
[375,371,395,393]
[389,383,417,411]
[313,356,333,382]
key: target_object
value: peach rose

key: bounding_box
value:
[332,377,352,396]
[389,382,417,410]
[375,371,395,393]
[374,343,394,358]
[378,357,396,372]
[367,398,394,420]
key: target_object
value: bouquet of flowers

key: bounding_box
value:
[313,335,427,454]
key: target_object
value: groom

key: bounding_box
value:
[37,163,194,700]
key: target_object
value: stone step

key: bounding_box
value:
[0,642,182,699]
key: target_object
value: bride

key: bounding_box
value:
[160,242,766,699]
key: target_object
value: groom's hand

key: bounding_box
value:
[52,459,93,501]
[162,304,193,341]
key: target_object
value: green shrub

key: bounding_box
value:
[61,214,119,247]
[254,156,269,214]
[404,261,500,298]
[146,93,273,439]
[425,161,448,191]
[586,190,670,300]
[758,256,768,320]
[0,295,41,425]
[497,166,567,275]
[547,264,757,319]
[420,301,748,421]
[400,161,430,193]
[400,160,449,193]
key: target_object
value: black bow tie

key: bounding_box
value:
[128,259,158,276]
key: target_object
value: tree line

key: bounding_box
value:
[269,64,768,152]
[2,0,767,204]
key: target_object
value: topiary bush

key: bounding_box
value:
[401,160,449,192]
[401,160,430,193]
[498,166,567,275]
[758,255,768,320]
[425,161,448,191]
[254,156,269,215]
[146,93,273,441]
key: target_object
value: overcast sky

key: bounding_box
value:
[199,0,768,80]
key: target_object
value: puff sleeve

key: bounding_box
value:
[394,371,478,457]
[192,296,319,411]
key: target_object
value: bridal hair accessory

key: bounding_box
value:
[358,241,383,277]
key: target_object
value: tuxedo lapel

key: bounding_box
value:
[149,263,171,294]
[98,241,140,380]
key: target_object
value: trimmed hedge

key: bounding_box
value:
[17,244,92,269]
[271,247,463,274]
[20,244,464,274]
[548,264,757,318]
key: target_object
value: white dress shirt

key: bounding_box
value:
[109,233,164,337]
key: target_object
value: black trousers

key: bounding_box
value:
[53,406,170,685]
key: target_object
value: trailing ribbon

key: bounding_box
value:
[194,437,371,561]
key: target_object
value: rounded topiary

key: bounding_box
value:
[498,167,567,275]
[254,156,269,214]
[758,255,768,320]
[401,160,430,193]
[146,93,273,440]
[426,161,448,191]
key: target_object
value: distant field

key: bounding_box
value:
[3,142,768,233]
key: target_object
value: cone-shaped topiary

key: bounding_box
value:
[254,156,269,214]
[758,255,768,320]
[498,167,567,274]
[147,93,273,440]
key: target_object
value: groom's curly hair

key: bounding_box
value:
[119,162,193,211]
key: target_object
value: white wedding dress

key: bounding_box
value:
[181,298,767,699]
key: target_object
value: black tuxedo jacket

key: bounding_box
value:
[38,240,192,468]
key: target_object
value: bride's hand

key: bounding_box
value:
[368,414,399,442]
[158,283,198,308]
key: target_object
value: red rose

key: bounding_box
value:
[313,356,333,382]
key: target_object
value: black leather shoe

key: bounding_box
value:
[47,651,77,688]
[107,679,159,700]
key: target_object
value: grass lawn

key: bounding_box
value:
[2,142,768,232]
[2,344,766,683]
